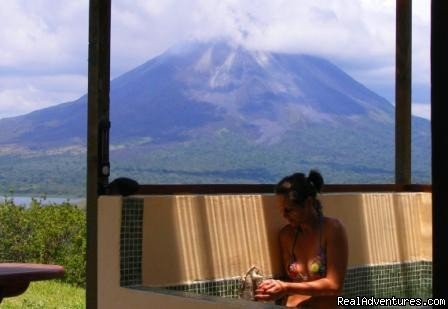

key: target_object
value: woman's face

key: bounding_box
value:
[276,194,311,227]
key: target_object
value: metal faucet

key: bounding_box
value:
[239,265,265,300]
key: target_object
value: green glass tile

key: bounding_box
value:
[120,197,144,287]
[342,261,432,301]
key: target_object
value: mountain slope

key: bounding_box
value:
[0,40,430,195]
[0,40,396,147]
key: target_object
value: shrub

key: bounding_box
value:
[0,198,86,286]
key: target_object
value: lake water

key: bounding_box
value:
[4,196,85,207]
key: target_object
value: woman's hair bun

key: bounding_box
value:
[307,170,324,193]
[275,170,324,202]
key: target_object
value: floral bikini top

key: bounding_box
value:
[287,222,326,282]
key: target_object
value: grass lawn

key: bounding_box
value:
[1,280,85,309]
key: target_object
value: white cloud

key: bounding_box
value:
[412,103,431,120]
[0,0,431,118]
[108,0,402,92]
[0,74,87,119]
[0,0,88,73]
[110,0,398,69]
[0,0,88,119]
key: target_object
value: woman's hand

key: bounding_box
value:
[254,279,287,301]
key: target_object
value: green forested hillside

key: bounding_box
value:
[0,119,430,197]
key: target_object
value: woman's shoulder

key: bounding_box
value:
[322,216,346,233]
[322,216,348,243]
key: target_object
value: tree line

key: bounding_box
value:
[0,197,86,286]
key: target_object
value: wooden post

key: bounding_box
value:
[431,0,448,300]
[86,0,111,308]
[395,0,412,184]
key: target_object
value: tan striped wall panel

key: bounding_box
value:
[140,193,432,286]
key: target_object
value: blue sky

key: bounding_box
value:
[0,0,430,120]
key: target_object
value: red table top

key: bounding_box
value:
[0,263,64,284]
[0,263,65,301]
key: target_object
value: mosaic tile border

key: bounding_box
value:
[343,261,432,299]
[131,285,283,308]
[120,197,144,287]
[165,277,243,299]
[163,275,271,299]
[158,261,432,300]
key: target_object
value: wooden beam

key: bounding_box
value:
[86,0,111,308]
[431,0,448,300]
[133,184,431,195]
[395,0,412,184]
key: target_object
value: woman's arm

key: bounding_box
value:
[256,218,348,300]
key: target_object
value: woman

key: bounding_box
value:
[255,170,348,308]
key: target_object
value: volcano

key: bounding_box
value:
[0,40,430,194]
